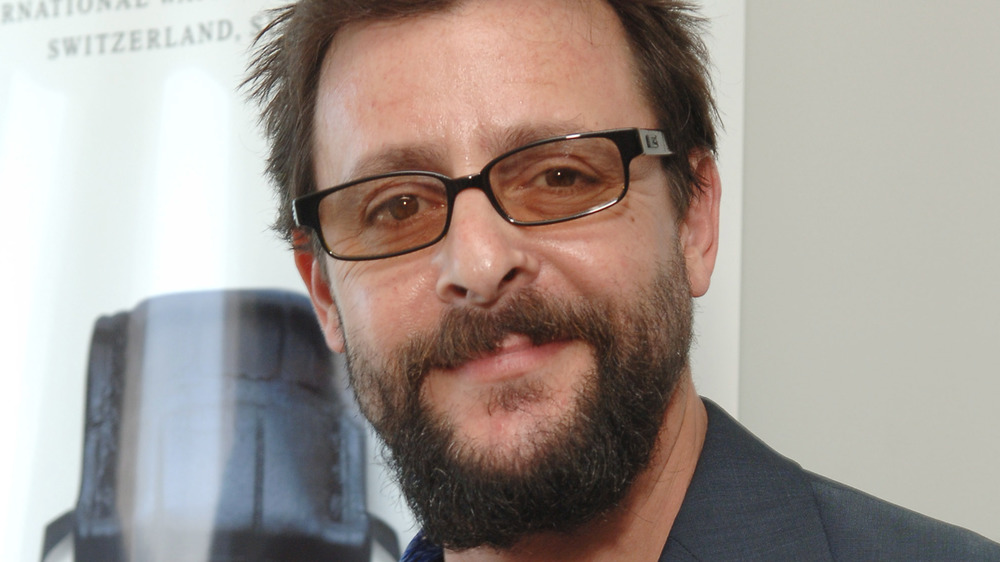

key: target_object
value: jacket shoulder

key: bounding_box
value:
[808,473,1000,561]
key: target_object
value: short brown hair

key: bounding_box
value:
[245,0,718,248]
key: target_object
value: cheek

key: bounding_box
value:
[538,207,677,295]
[553,245,651,297]
[334,261,440,348]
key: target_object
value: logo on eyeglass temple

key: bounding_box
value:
[640,130,671,156]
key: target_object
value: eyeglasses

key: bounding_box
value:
[293,128,672,261]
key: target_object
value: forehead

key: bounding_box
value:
[313,0,656,182]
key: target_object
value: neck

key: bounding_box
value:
[445,375,708,562]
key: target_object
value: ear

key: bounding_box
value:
[679,150,721,298]
[295,249,346,353]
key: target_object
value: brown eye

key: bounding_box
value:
[544,168,579,188]
[377,195,420,222]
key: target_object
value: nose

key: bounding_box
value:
[432,189,539,307]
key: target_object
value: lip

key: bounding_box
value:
[442,334,570,385]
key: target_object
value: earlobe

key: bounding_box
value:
[294,249,346,353]
[679,150,721,298]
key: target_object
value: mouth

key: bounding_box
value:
[440,333,571,385]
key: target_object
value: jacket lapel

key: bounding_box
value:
[659,400,835,561]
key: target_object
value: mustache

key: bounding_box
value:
[394,289,612,380]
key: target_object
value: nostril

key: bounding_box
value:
[502,268,518,283]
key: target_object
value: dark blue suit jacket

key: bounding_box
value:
[401,399,1000,561]
[660,400,1000,561]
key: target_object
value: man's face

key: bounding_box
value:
[302,0,718,549]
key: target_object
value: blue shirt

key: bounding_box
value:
[400,531,444,562]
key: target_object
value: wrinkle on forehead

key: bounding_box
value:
[312,0,648,184]
[341,119,595,182]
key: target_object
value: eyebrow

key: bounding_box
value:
[343,120,592,182]
[346,144,448,182]
[488,121,589,156]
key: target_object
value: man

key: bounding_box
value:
[245,1,1000,560]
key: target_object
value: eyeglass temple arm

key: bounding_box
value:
[637,129,672,156]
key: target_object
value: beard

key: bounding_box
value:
[343,252,693,551]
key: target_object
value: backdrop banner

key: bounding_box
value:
[0,3,417,561]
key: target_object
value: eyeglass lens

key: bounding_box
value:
[317,136,626,258]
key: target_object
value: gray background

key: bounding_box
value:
[741,0,999,540]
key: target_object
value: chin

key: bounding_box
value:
[430,365,590,463]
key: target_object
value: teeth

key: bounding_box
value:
[497,333,531,351]
[433,334,537,370]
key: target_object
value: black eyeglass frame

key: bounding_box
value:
[293,127,672,261]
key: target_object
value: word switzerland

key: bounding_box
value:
[48,19,233,59]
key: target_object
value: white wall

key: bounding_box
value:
[741,0,1000,541]
[690,0,746,418]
